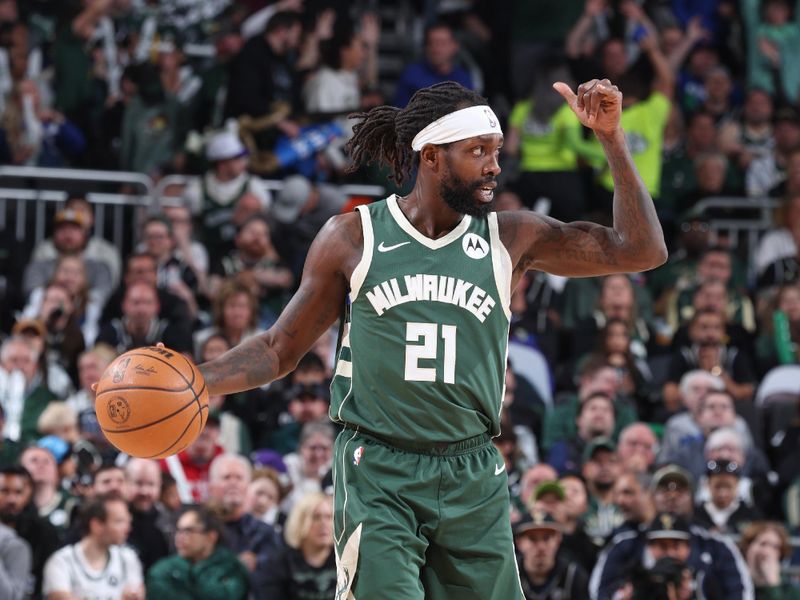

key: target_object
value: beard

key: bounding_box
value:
[440,170,495,218]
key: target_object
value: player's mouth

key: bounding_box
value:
[476,181,496,203]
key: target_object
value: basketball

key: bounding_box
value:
[95,346,209,459]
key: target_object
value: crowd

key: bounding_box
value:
[0,0,800,598]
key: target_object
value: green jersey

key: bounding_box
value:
[329,195,512,443]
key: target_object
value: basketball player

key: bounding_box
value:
[198,79,667,598]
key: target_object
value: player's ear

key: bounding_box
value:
[419,144,440,171]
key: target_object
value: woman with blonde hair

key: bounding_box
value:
[739,521,800,599]
[261,491,335,599]
[193,278,260,356]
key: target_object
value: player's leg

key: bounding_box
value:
[332,429,434,600]
[421,441,523,600]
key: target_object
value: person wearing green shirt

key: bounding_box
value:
[592,31,675,210]
[739,521,800,600]
[506,59,606,222]
[147,506,249,600]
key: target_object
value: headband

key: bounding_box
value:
[410,105,503,151]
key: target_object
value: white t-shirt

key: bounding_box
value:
[43,543,143,600]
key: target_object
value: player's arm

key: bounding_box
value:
[502,79,667,278]
[199,213,359,396]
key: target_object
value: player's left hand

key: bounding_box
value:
[553,79,622,136]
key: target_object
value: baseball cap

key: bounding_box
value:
[11,318,46,338]
[206,131,248,162]
[582,437,616,464]
[273,175,312,224]
[37,435,71,464]
[250,449,288,474]
[646,513,691,541]
[534,481,566,502]
[651,464,694,492]
[54,208,88,229]
[513,509,562,537]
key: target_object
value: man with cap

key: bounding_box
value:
[183,129,270,256]
[581,437,624,545]
[514,508,590,599]
[591,466,754,599]
[21,207,114,301]
[29,196,122,289]
[269,174,347,277]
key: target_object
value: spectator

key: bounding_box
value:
[29,198,122,290]
[208,214,294,321]
[659,370,754,464]
[120,62,182,176]
[719,88,775,172]
[392,22,474,108]
[592,506,753,599]
[611,471,655,535]
[20,444,76,536]
[747,108,800,198]
[756,283,800,372]
[95,281,193,355]
[514,509,589,599]
[183,130,271,258]
[739,521,800,599]
[139,215,200,319]
[246,468,285,529]
[196,334,252,455]
[259,353,330,454]
[124,458,170,573]
[91,464,125,498]
[269,174,348,276]
[281,422,335,512]
[558,474,598,572]
[694,459,761,535]
[303,15,380,116]
[161,200,209,295]
[36,402,78,444]
[754,194,800,289]
[742,0,800,103]
[546,394,616,476]
[662,309,757,406]
[0,519,30,600]
[147,505,249,600]
[12,314,75,400]
[580,438,624,545]
[0,465,60,598]
[616,422,658,473]
[194,279,261,357]
[0,336,56,444]
[261,491,336,599]
[64,345,117,423]
[504,57,605,222]
[163,416,223,503]
[100,252,193,333]
[206,453,283,593]
[519,463,559,512]
[43,494,144,600]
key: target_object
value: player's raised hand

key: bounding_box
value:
[552,79,622,136]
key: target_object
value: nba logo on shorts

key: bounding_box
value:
[353,446,363,466]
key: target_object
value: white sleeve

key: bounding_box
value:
[42,549,72,595]
[122,547,144,587]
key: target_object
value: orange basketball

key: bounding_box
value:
[95,346,209,459]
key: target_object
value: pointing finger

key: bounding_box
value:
[552,82,577,107]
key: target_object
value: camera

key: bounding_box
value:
[630,557,687,600]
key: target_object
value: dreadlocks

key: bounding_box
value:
[345,82,488,186]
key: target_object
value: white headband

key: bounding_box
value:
[411,105,503,151]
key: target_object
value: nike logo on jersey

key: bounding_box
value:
[495,463,505,476]
[377,241,411,252]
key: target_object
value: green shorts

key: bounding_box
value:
[332,426,523,600]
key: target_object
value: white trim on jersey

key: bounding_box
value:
[350,205,374,301]
[386,195,472,250]
[487,212,513,320]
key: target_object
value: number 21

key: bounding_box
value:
[404,322,457,384]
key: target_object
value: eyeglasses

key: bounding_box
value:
[706,460,740,475]
[175,527,207,536]
[680,222,710,233]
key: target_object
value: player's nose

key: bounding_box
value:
[483,154,501,177]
